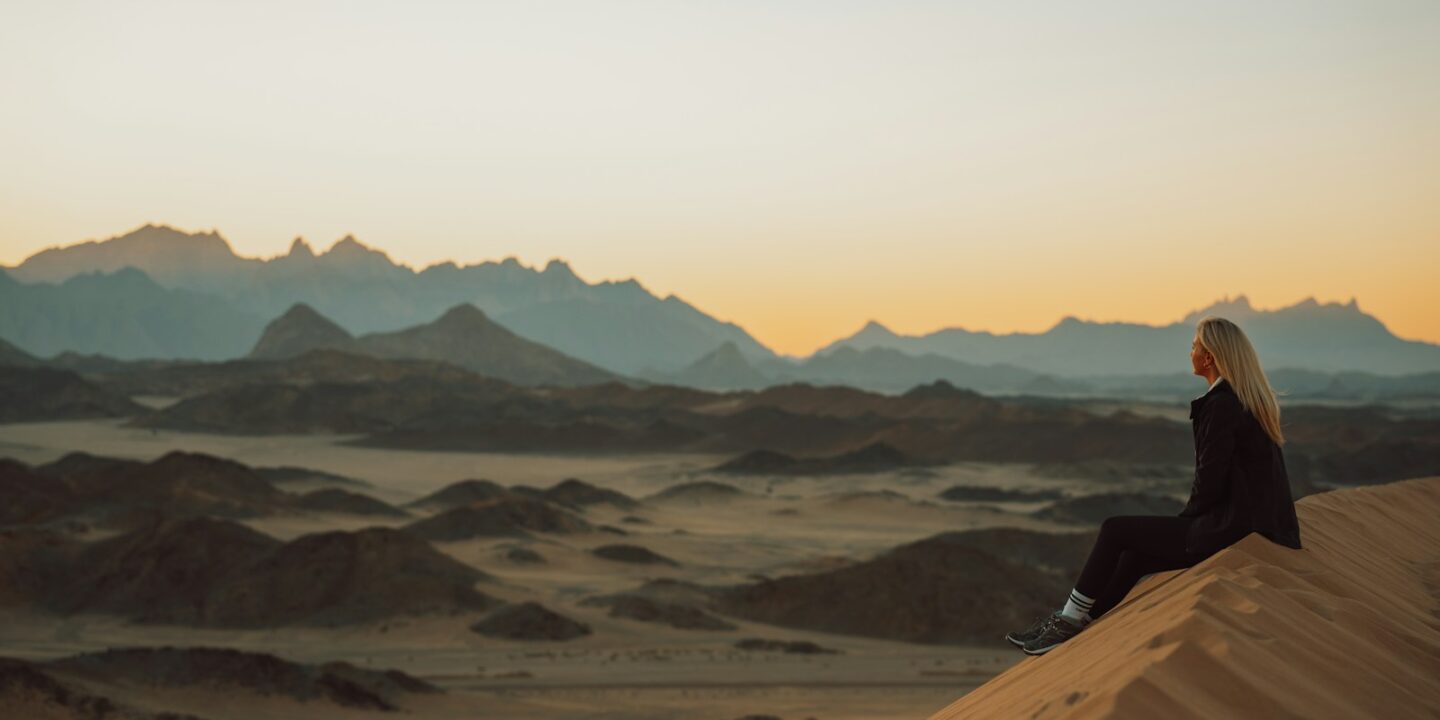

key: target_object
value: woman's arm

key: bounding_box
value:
[1178,392,1242,518]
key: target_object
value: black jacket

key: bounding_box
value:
[1179,377,1303,556]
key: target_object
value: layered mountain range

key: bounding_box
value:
[3,224,1438,394]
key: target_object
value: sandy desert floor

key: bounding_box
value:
[0,417,1165,719]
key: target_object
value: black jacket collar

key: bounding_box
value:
[1190,377,1232,419]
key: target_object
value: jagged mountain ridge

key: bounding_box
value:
[7,224,1437,379]
[247,302,628,387]
[820,295,1440,376]
[6,223,776,373]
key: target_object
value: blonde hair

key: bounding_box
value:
[1196,316,1285,445]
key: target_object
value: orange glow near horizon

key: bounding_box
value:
[1,2,1437,357]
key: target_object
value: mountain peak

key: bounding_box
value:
[856,320,899,340]
[1181,294,1259,324]
[248,303,354,359]
[434,303,490,327]
[543,258,574,275]
[676,339,769,390]
[286,237,315,258]
[327,234,370,254]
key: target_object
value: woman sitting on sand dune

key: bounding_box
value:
[1007,316,1304,655]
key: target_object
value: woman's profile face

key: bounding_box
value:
[1190,332,1213,377]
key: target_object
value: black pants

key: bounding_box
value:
[1073,515,1208,618]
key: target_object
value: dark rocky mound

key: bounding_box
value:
[504,547,545,564]
[207,526,499,626]
[591,544,679,566]
[713,441,921,476]
[51,517,498,627]
[510,477,639,510]
[735,638,842,654]
[38,450,293,526]
[620,515,652,524]
[1281,405,1440,491]
[92,348,490,400]
[34,451,140,481]
[581,578,718,611]
[1033,492,1186,525]
[0,526,80,607]
[295,488,408,517]
[48,646,438,711]
[713,449,800,474]
[0,655,199,720]
[713,527,1095,645]
[824,489,922,505]
[404,496,593,540]
[256,464,370,488]
[9,451,390,529]
[407,479,512,511]
[645,480,745,504]
[0,459,78,526]
[131,374,516,435]
[0,365,145,423]
[469,601,592,641]
[55,516,283,622]
[937,484,1065,502]
[247,303,355,360]
[821,441,923,473]
[603,596,735,630]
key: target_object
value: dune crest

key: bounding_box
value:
[928,476,1440,720]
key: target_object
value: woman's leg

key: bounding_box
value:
[1087,548,1196,618]
[1070,515,1199,619]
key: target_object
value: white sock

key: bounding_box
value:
[1060,588,1095,625]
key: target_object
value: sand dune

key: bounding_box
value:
[928,475,1440,720]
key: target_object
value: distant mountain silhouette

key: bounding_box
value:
[786,345,1084,395]
[355,304,626,386]
[246,302,628,387]
[248,303,354,359]
[643,340,773,390]
[0,338,38,367]
[11,225,1436,380]
[821,295,1440,376]
[13,223,248,286]
[0,267,267,360]
[7,223,775,374]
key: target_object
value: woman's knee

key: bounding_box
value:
[1099,515,1132,537]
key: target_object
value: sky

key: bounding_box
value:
[1,0,1437,356]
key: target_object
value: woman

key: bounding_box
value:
[1006,316,1303,656]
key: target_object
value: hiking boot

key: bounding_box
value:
[1021,614,1087,655]
[1005,610,1062,648]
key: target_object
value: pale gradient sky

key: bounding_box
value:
[2,0,1438,356]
